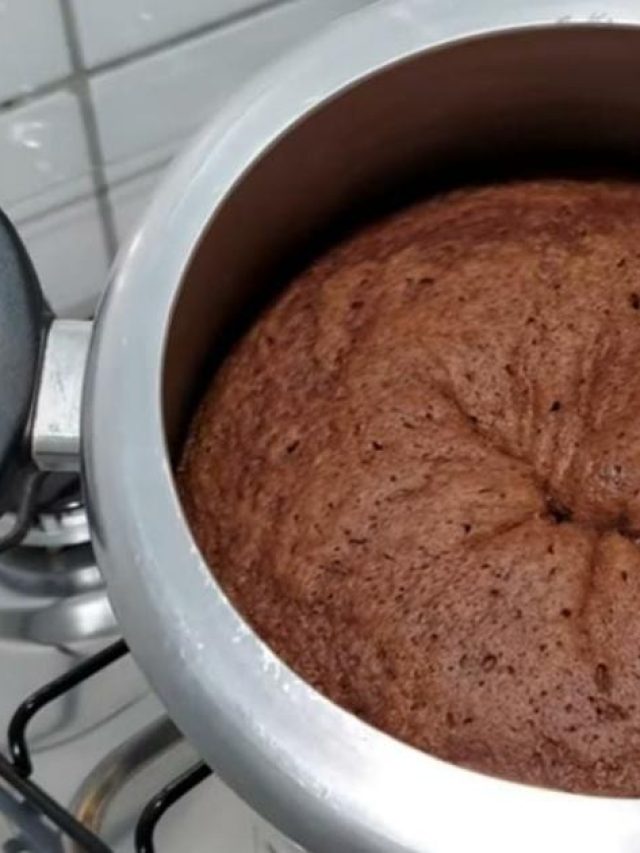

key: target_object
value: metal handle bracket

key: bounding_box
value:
[31,319,93,472]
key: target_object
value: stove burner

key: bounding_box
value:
[0,641,129,853]
[3,472,89,549]
[0,475,116,644]
[0,506,99,599]
[0,631,299,852]
[22,499,89,550]
[0,641,213,853]
[0,472,97,596]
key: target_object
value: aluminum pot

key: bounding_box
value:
[10,0,640,851]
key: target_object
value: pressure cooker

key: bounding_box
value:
[3,1,640,850]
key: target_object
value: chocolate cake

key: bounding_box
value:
[179,179,640,795]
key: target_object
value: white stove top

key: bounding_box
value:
[0,552,301,853]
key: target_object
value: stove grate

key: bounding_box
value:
[135,761,213,853]
[0,639,213,852]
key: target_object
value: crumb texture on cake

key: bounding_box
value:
[179,179,640,795]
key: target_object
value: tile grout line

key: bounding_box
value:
[88,0,300,76]
[0,0,298,115]
[15,156,174,230]
[2,0,304,246]
[57,0,119,260]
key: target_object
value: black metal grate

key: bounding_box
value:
[135,762,213,853]
[0,639,213,852]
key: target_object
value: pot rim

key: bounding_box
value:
[83,2,640,851]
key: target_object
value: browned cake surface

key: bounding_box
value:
[179,179,640,795]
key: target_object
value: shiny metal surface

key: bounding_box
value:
[23,501,90,550]
[0,492,97,599]
[67,716,182,852]
[0,494,90,552]
[0,623,160,851]
[0,589,115,645]
[0,539,99,598]
[32,320,92,473]
[84,2,640,852]
[0,629,288,852]
[66,716,304,853]
[0,499,114,643]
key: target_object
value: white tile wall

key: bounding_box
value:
[90,0,373,183]
[70,0,277,68]
[0,90,93,221]
[0,0,375,316]
[0,0,71,103]
[19,196,109,317]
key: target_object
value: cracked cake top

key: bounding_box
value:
[179,179,640,795]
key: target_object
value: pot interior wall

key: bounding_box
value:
[162,24,640,453]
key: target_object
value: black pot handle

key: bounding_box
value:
[0,207,52,533]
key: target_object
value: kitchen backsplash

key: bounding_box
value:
[0,0,374,317]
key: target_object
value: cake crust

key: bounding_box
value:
[179,179,640,795]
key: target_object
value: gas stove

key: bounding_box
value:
[0,490,302,853]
